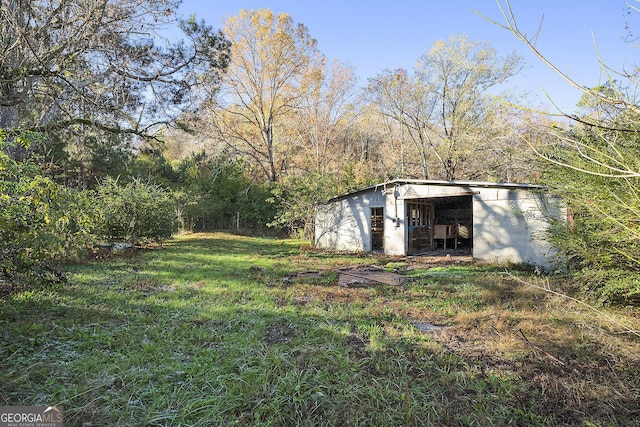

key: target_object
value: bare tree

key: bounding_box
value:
[480,1,640,178]
[366,68,435,179]
[286,59,361,177]
[367,35,524,180]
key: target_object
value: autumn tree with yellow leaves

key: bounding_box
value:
[205,9,325,183]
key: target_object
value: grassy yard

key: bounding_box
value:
[1,233,639,426]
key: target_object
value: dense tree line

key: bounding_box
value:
[2,2,639,305]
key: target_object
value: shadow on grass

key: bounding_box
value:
[1,233,638,426]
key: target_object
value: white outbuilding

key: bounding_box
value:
[314,179,562,269]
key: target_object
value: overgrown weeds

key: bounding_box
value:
[1,232,638,426]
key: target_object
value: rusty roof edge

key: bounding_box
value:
[323,179,546,204]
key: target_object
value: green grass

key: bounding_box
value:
[1,232,639,426]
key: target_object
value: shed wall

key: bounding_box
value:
[315,190,387,252]
[472,188,558,268]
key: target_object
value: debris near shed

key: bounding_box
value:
[282,265,410,288]
[337,265,409,287]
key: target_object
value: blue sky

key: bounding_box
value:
[178,0,639,113]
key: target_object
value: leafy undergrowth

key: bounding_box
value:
[1,233,638,426]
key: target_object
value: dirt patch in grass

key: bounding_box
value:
[402,254,475,269]
[432,293,638,422]
[264,320,296,344]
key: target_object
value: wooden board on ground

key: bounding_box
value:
[337,265,406,287]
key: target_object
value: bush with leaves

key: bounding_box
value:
[269,171,341,243]
[1,133,97,290]
[268,161,379,243]
[539,110,640,306]
[174,152,275,232]
[96,177,175,244]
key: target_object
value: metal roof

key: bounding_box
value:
[326,179,545,203]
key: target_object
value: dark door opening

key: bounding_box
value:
[406,195,473,254]
[371,207,384,251]
[433,195,473,252]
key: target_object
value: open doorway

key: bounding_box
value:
[433,195,473,252]
[406,195,472,254]
[371,207,384,251]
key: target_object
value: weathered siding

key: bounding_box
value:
[315,190,386,252]
[472,188,557,267]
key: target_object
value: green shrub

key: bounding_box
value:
[96,177,175,244]
[174,152,275,232]
[539,115,640,306]
[579,269,640,307]
[1,133,97,289]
